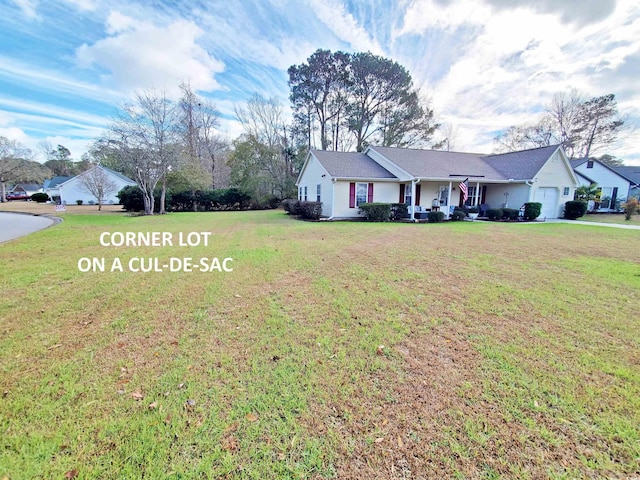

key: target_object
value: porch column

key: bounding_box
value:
[476,181,480,206]
[447,181,452,219]
[410,180,416,221]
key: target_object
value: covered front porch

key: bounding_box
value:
[399,179,532,220]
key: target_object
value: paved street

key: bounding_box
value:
[0,212,55,243]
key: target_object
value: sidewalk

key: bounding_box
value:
[539,218,640,230]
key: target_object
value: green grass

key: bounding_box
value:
[1,211,639,478]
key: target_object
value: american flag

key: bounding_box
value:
[459,178,469,203]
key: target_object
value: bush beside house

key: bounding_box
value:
[523,202,542,220]
[564,201,588,219]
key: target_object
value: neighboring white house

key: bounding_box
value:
[43,176,73,201]
[296,144,578,220]
[46,167,136,205]
[570,159,635,211]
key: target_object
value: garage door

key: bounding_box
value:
[533,188,559,219]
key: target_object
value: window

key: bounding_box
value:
[298,187,302,200]
[356,183,368,206]
[586,160,594,168]
[304,186,308,201]
[316,184,321,202]
[404,184,412,205]
[598,187,612,209]
[350,182,373,207]
[563,187,570,196]
[464,186,480,206]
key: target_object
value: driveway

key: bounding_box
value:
[0,212,56,243]
[543,219,640,230]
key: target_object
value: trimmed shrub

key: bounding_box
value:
[486,208,503,220]
[390,203,408,221]
[31,192,49,203]
[564,200,587,220]
[282,199,308,215]
[427,211,445,223]
[359,203,392,222]
[117,185,145,211]
[502,208,519,220]
[622,197,638,220]
[298,201,322,220]
[450,209,466,221]
[76,200,83,205]
[523,202,542,220]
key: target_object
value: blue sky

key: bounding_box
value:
[1,0,639,164]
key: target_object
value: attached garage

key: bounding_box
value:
[534,187,559,219]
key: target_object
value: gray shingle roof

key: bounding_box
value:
[309,144,562,183]
[612,166,640,185]
[45,176,73,188]
[311,150,397,179]
[370,145,559,181]
[369,146,496,179]
[483,144,561,180]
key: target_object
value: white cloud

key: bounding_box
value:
[307,0,384,54]
[403,0,640,156]
[10,0,38,19]
[0,127,30,145]
[62,0,97,11]
[0,55,123,104]
[76,13,225,96]
[105,11,135,34]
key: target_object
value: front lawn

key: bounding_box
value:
[1,211,639,479]
[581,212,640,225]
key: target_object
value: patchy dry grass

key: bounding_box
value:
[1,211,639,479]
[581,212,640,225]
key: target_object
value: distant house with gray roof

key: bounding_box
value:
[570,159,636,212]
[44,166,135,205]
[611,165,640,200]
[296,144,578,220]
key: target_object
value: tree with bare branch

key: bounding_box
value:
[107,89,180,214]
[0,137,34,202]
[77,166,119,210]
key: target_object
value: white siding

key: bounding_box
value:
[484,184,530,211]
[332,180,398,219]
[296,154,334,217]
[573,161,631,210]
[529,150,577,218]
[59,169,135,205]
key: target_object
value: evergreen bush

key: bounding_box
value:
[427,211,445,223]
[564,201,587,219]
[30,192,49,203]
[501,208,519,220]
[449,209,466,221]
[523,202,542,220]
[486,208,503,220]
[298,201,322,220]
[359,203,392,222]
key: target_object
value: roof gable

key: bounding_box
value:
[483,145,560,180]
[310,150,397,179]
[571,158,635,185]
[99,166,136,184]
[45,176,73,188]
